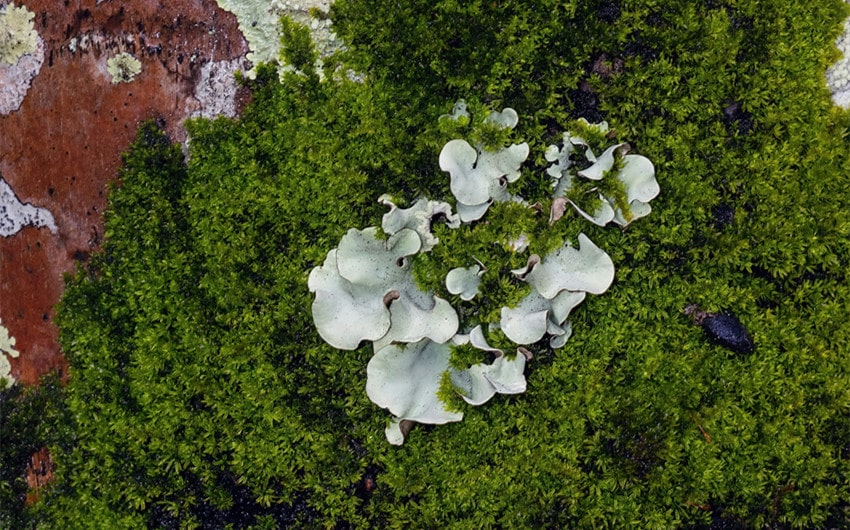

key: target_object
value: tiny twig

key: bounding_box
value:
[685,500,711,511]
[690,413,713,444]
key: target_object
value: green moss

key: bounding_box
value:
[279,16,318,76]
[1,373,69,528]
[436,370,467,414]
[447,342,484,371]
[35,0,850,527]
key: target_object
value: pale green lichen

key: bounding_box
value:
[445,265,483,301]
[107,52,142,84]
[367,340,463,435]
[439,107,530,223]
[0,318,20,388]
[438,99,471,125]
[500,235,612,349]
[545,120,659,227]
[308,227,459,351]
[310,104,657,444]
[216,0,282,77]
[0,3,38,66]
[448,326,527,406]
[214,0,343,79]
[379,195,459,252]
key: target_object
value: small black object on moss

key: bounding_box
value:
[685,305,754,354]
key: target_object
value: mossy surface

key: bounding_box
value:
[13,1,850,527]
[0,374,69,529]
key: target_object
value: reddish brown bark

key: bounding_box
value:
[0,0,249,385]
[25,446,54,505]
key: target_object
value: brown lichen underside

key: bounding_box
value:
[0,0,249,385]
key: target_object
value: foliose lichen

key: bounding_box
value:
[0,318,20,388]
[545,119,659,227]
[0,3,38,66]
[214,0,344,79]
[309,103,658,444]
[107,52,142,84]
[0,2,43,115]
[827,15,850,108]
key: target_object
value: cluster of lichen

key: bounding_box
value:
[0,3,37,66]
[8,0,850,528]
[308,106,654,444]
[106,52,142,84]
[0,319,20,388]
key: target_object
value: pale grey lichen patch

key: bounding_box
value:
[0,318,19,388]
[449,326,527,406]
[1,176,57,236]
[445,265,483,301]
[379,195,459,252]
[281,1,344,63]
[308,227,459,351]
[64,31,137,56]
[191,58,245,119]
[500,234,612,348]
[107,52,142,84]
[525,233,615,297]
[439,137,529,223]
[827,12,850,108]
[216,0,282,77]
[439,105,530,222]
[439,99,470,124]
[0,3,44,115]
[450,352,527,406]
[310,105,658,444]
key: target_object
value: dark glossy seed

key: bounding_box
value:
[701,311,754,354]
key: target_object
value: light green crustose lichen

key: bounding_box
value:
[0,318,20,388]
[0,3,38,66]
[214,0,343,79]
[107,52,142,84]
[215,0,283,78]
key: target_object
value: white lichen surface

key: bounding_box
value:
[545,119,659,227]
[1,177,58,236]
[827,10,850,108]
[0,3,44,115]
[439,108,530,223]
[107,52,142,84]
[0,319,20,387]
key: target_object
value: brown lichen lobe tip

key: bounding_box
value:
[383,290,400,306]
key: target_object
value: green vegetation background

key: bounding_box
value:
[3,0,850,527]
